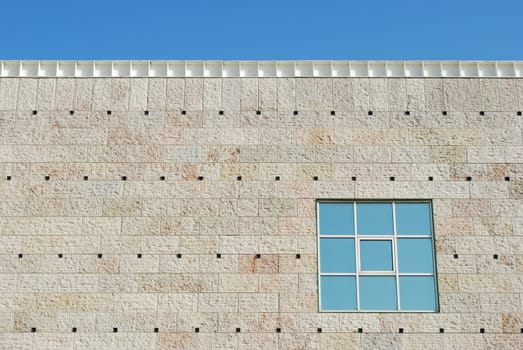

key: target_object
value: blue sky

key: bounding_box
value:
[1,0,522,60]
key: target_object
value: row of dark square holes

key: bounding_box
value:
[30,110,523,116]
[16,253,303,259]
[4,176,513,182]
[26,327,522,333]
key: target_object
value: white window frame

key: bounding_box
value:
[317,200,439,312]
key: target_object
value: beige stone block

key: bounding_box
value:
[128,78,147,110]
[199,293,238,312]
[203,78,222,110]
[158,293,198,312]
[388,78,407,111]
[222,77,241,110]
[406,78,425,111]
[498,79,518,111]
[351,78,369,111]
[160,254,200,273]
[280,333,320,350]
[98,274,138,292]
[220,236,258,254]
[481,79,501,111]
[16,78,37,110]
[258,78,277,110]
[442,334,484,350]
[259,274,298,293]
[180,236,218,254]
[333,78,351,110]
[166,78,184,110]
[239,254,278,274]
[199,254,238,273]
[184,78,203,110]
[176,312,217,332]
[35,79,56,110]
[147,78,166,110]
[238,333,278,350]
[0,78,19,110]
[219,274,258,292]
[240,78,258,110]
[217,312,259,332]
[279,292,317,312]
[320,333,360,350]
[239,293,278,312]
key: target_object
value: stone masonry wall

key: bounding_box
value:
[0,77,522,349]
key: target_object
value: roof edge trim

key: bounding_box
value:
[1,61,522,78]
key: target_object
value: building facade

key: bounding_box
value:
[0,61,522,349]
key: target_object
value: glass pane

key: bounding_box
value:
[321,276,357,310]
[399,276,437,311]
[397,238,434,273]
[359,276,397,310]
[319,203,354,235]
[357,203,393,235]
[396,203,432,235]
[320,238,355,273]
[360,240,393,271]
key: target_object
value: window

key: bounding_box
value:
[318,201,438,312]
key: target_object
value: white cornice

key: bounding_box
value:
[1,61,522,78]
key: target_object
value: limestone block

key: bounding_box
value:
[279,292,317,312]
[199,254,238,273]
[17,78,37,110]
[180,236,218,254]
[320,333,360,350]
[239,293,278,312]
[498,79,518,111]
[166,78,184,110]
[388,78,407,111]
[217,312,259,332]
[0,78,19,110]
[222,78,241,111]
[203,78,222,110]
[184,78,203,110]
[219,235,258,254]
[259,274,298,293]
[128,78,147,110]
[351,78,369,111]
[354,146,392,163]
[176,312,217,332]
[36,79,56,110]
[219,274,258,292]
[333,78,351,110]
[439,292,480,312]
[406,78,426,111]
[147,78,166,110]
[259,78,277,110]
[239,254,278,274]
[158,293,198,312]
[238,333,278,350]
[198,293,238,312]
[240,78,258,110]
[314,78,333,110]
[369,78,388,112]
[481,79,501,111]
[280,333,320,350]
[258,198,297,216]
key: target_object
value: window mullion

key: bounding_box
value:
[392,201,401,311]
[354,202,360,311]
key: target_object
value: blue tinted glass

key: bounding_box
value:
[360,240,393,271]
[320,238,355,273]
[397,238,434,273]
[321,276,357,310]
[399,276,437,311]
[319,203,354,235]
[357,203,393,235]
[396,203,432,235]
[359,276,397,310]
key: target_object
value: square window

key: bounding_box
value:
[319,203,354,235]
[357,203,393,235]
[360,240,393,271]
[320,238,355,273]
[318,201,438,312]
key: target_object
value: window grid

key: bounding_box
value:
[318,200,438,312]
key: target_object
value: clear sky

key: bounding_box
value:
[1,0,521,60]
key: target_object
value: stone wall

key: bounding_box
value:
[0,77,522,349]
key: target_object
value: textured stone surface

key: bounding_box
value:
[0,76,521,349]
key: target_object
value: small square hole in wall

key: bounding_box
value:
[218,111,224,115]
[442,111,448,116]
[216,254,221,259]
[69,110,74,116]
[466,176,472,181]
[404,111,410,116]
[255,254,261,259]
[237,176,242,181]
[520,328,523,333]
[83,176,89,181]
[113,328,118,333]
[58,254,63,258]
[399,328,404,333]
[275,176,280,181]
[45,176,50,181]
[439,328,444,333]
[194,328,200,333]
[176,253,182,259]
[505,176,510,181]
[18,254,23,258]
[32,110,38,115]
[479,111,485,116]
[197,176,204,181]
[453,254,459,259]
[351,176,357,181]
[330,111,336,116]
[517,111,522,116]
[295,254,301,259]
[31,328,36,333]
[107,110,112,115]
[137,254,142,259]
[293,111,298,116]
[428,176,434,181]
[154,328,159,333]
[493,254,498,260]
[479,328,485,333]
[389,176,395,181]
[121,176,127,181]
[160,176,166,181]
[256,110,261,115]
[6,176,11,181]
[313,176,319,181]
[358,328,363,333]
[317,328,322,333]
[72,327,77,333]
[181,110,186,115]
[144,110,149,116]
[97,254,103,259]
[236,328,241,333]
[276,328,281,333]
